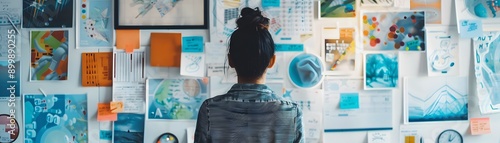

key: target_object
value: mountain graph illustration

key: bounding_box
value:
[408,85,468,122]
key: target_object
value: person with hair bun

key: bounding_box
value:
[194,7,304,143]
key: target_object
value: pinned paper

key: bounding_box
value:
[459,20,483,38]
[98,103,117,121]
[275,44,304,52]
[186,127,195,143]
[81,52,112,86]
[110,101,124,113]
[182,36,204,52]
[150,33,181,67]
[339,93,359,109]
[181,36,205,77]
[262,0,280,8]
[116,30,140,51]
[367,131,391,143]
[470,117,491,135]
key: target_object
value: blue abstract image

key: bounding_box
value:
[364,53,398,89]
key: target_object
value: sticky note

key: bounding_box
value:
[339,93,359,109]
[470,117,491,135]
[116,30,140,50]
[99,130,112,140]
[262,0,280,7]
[182,36,204,53]
[150,33,181,67]
[459,20,483,38]
[275,44,304,52]
[98,103,117,121]
[405,136,415,143]
[110,101,124,113]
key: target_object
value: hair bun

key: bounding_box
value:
[237,7,269,30]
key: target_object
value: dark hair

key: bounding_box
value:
[228,7,275,79]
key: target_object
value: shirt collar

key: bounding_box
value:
[227,83,274,94]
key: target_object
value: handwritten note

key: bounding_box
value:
[110,101,124,113]
[275,44,304,52]
[470,117,491,135]
[367,131,391,143]
[98,103,117,121]
[339,93,359,109]
[182,36,204,53]
[459,20,483,39]
[262,0,280,7]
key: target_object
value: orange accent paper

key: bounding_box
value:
[81,52,112,86]
[404,136,415,143]
[150,33,181,67]
[110,101,124,113]
[98,103,117,121]
[116,30,140,50]
[470,117,491,135]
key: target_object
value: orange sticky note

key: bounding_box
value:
[150,33,181,67]
[116,30,140,50]
[98,103,117,121]
[125,44,134,53]
[110,101,124,113]
[470,117,491,135]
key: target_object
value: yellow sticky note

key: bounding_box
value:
[97,103,117,121]
[110,101,124,113]
[470,117,491,135]
[405,136,415,143]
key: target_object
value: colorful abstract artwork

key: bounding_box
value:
[23,94,88,143]
[410,0,442,24]
[426,26,459,76]
[30,30,68,81]
[364,52,398,90]
[466,0,500,18]
[320,0,356,18]
[362,11,426,51]
[22,0,74,28]
[323,28,356,75]
[113,113,144,143]
[147,78,208,120]
[473,31,500,114]
[77,0,112,47]
[404,77,468,123]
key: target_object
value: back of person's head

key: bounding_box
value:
[228,7,275,79]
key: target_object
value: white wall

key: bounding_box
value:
[17,0,500,143]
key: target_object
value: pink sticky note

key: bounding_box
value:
[470,118,491,135]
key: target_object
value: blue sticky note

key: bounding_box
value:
[182,36,204,52]
[459,20,483,39]
[275,44,304,52]
[339,93,359,109]
[100,130,112,140]
[262,0,280,7]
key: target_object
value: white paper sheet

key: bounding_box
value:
[283,88,323,143]
[426,26,460,76]
[112,51,146,113]
[323,78,393,132]
[367,131,391,143]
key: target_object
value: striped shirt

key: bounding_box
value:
[194,84,304,143]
